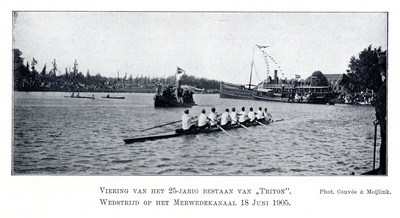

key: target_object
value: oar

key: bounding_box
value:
[237,122,250,131]
[140,120,181,131]
[254,120,268,127]
[141,116,198,132]
[272,118,284,122]
[214,123,232,136]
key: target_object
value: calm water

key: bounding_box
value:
[12,91,379,176]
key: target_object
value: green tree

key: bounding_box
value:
[347,45,383,93]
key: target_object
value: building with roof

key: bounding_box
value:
[324,73,352,93]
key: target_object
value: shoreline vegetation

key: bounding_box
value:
[13,48,221,94]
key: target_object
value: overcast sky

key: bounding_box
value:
[13,12,387,84]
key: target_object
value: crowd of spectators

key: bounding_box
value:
[340,91,375,105]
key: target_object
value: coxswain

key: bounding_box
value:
[197,109,209,130]
[220,108,231,127]
[264,108,272,123]
[230,107,238,125]
[208,107,218,127]
[71,92,74,97]
[256,107,264,120]
[181,109,196,131]
[248,107,256,122]
[77,93,80,97]
[238,107,248,125]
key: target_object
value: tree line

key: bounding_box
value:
[13,48,221,92]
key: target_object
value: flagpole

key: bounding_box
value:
[248,45,256,90]
[175,67,178,86]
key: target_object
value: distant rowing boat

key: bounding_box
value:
[101,96,125,99]
[64,95,95,99]
[123,119,280,144]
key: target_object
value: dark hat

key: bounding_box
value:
[184,109,189,114]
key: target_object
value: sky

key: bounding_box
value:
[13,12,387,85]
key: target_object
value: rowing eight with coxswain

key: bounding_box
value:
[123,106,280,144]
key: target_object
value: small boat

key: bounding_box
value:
[64,95,95,99]
[154,95,196,107]
[123,119,277,144]
[101,96,125,99]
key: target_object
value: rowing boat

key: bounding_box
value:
[101,96,125,99]
[123,119,277,144]
[64,96,95,99]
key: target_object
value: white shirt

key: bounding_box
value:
[264,111,272,121]
[248,111,256,121]
[238,111,247,123]
[256,110,264,119]
[221,112,230,125]
[230,112,237,124]
[208,112,217,125]
[198,113,208,127]
[182,114,191,130]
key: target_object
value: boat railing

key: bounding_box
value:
[260,83,296,89]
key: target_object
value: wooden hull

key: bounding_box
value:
[154,95,196,107]
[219,83,253,99]
[123,119,272,144]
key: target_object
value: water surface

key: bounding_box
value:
[12,92,379,176]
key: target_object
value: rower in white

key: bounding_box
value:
[182,109,196,131]
[256,107,264,120]
[197,109,209,130]
[230,107,238,125]
[238,107,248,124]
[248,107,256,122]
[263,108,272,123]
[208,107,218,127]
[220,108,231,127]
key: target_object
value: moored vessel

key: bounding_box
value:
[253,81,334,104]
[154,67,196,107]
[219,44,267,100]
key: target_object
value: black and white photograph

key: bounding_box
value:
[12,11,388,176]
[3,2,398,218]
